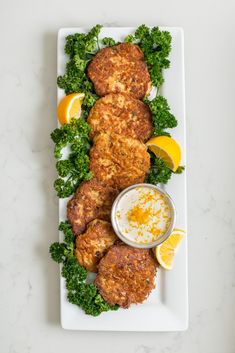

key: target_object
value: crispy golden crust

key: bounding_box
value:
[67,178,119,236]
[95,244,157,307]
[75,219,117,273]
[87,93,152,142]
[89,132,150,190]
[87,43,152,99]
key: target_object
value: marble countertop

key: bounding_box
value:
[0,0,235,352]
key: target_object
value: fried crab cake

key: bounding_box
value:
[87,43,152,99]
[75,219,117,273]
[89,132,150,190]
[67,178,119,236]
[95,244,157,308]
[87,93,152,142]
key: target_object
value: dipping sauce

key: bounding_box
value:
[111,184,175,248]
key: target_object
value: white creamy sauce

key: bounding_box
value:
[115,186,171,245]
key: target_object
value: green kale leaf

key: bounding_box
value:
[124,25,172,89]
[49,221,119,316]
[51,118,93,198]
[57,25,103,118]
[146,152,185,185]
[144,95,177,136]
[101,37,117,46]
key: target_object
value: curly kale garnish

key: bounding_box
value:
[57,59,96,106]
[64,24,102,59]
[101,37,117,46]
[124,34,135,43]
[123,25,184,181]
[57,25,103,113]
[57,25,119,119]
[49,221,119,316]
[101,27,176,139]
[54,26,123,199]
[146,152,185,185]
[51,118,93,198]
[49,242,73,263]
[59,220,74,243]
[146,153,172,185]
[144,95,177,136]
[125,25,172,89]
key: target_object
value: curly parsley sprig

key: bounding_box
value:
[125,25,171,90]
[51,118,93,198]
[57,25,103,119]
[144,95,177,137]
[101,37,117,46]
[146,152,185,185]
[124,25,185,183]
[124,25,177,138]
[49,221,119,316]
[57,25,120,120]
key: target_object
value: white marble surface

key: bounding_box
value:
[0,0,235,352]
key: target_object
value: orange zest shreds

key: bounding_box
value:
[127,205,150,226]
[153,209,161,217]
[148,227,161,237]
[116,211,121,219]
[138,190,160,204]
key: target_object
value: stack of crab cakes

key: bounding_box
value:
[67,42,157,308]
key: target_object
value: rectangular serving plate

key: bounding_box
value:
[58,27,188,331]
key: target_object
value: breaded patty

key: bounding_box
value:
[89,133,150,190]
[87,93,152,142]
[75,219,117,272]
[95,244,157,308]
[87,43,152,99]
[67,178,119,236]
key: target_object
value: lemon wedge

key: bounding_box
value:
[155,228,185,270]
[146,136,181,172]
[57,93,85,125]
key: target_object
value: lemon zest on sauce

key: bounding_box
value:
[127,205,150,226]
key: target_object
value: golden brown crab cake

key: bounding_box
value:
[87,43,152,99]
[75,219,117,273]
[87,93,152,142]
[95,244,157,308]
[67,178,119,236]
[89,132,150,190]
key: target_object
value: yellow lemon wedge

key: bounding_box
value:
[57,93,85,125]
[146,136,181,172]
[155,228,185,270]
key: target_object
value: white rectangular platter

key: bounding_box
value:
[57,27,188,331]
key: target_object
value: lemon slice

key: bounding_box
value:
[146,136,181,172]
[57,92,85,125]
[155,228,185,270]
